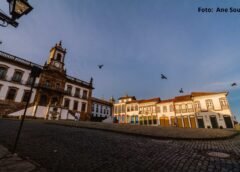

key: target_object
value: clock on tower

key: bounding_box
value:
[46,41,66,72]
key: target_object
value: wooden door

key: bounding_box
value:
[165,117,170,127]
[190,116,196,128]
[210,116,218,128]
[224,116,233,128]
[153,116,157,125]
[160,117,165,126]
[171,117,175,126]
[148,116,152,125]
[177,117,183,128]
[197,118,205,128]
[183,117,190,128]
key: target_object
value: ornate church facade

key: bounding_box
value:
[0,42,93,120]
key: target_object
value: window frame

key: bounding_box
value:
[73,100,79,111]
[206,99,214,110]
[21,90,31,103]
[81,102,86,112]
[6,87,18,101]
[63,98,70,109]
[0,65,9,80]
[12,69,24,83]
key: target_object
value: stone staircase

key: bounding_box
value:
[0,100,33,117]
[68,110,79,120]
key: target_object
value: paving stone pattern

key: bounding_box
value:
[0,119,239,172]
[46,120,237,140]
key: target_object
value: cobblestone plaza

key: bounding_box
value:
[0,119,239,171]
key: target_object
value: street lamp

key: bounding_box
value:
[12,66,42,153]
[8,0,33,19]
[0,0,33,27]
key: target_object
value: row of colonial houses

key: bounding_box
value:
[113,92,234,129]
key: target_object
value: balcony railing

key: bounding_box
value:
[0,51,42,69]
[207,106,214,110]
[66,75,92,88]
[63,91,88,100]
[37,83,65,93]
[64,90,72,96]
[194,107,201,112]
[175,109,181,113]
[82,95,88,99]
[221,105,229,110]
[182,109,187,113]
[0,75,25,84]
[74,94,80,98]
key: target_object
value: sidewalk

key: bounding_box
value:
[45,120,239,140]
[0,145,45,172]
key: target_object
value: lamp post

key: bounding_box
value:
[0,0,33,28]
[12,66,42,153]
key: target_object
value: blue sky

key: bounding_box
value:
[0,0,240,120]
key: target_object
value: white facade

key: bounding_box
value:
[0,61,39,104]
[0,42,93,121]
[91,97,113,119]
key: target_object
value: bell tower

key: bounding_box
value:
[46,41,66,72]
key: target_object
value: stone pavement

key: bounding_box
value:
[0,119,239,171]
[0,145,45,172]
[46,120,238,140]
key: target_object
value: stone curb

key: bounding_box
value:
[45,121,239,141]
[1,118,238,140]
[0,145,46,172]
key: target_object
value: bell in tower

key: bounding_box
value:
[45,41,67,73]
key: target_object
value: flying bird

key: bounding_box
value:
[161,74,167,79]
[179,88,184,93]
[0,41,2,44]
[231,83,237,87]
[98,64,104,69]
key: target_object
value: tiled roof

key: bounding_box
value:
[126,100,139,104]
[157,99,174,104]
[116,91,227,105]
[191,92,227,97]
[174,95,192,102]
[118,96,136,100]
[91,97,113,106]
[138,97,161,104]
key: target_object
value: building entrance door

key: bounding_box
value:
[210,116,218,128]
[190,116,196,128]
[177,117,183,128]
[183,117,190,128]
[197,117,205,128]
[160,117,169,127]
[223,116,233,128]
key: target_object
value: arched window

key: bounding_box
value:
[0,66,8,79]
[56,53,62,62]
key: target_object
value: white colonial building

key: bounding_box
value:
[114,92,235,128]
[91,97,113,121]
[0,41,94,120]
